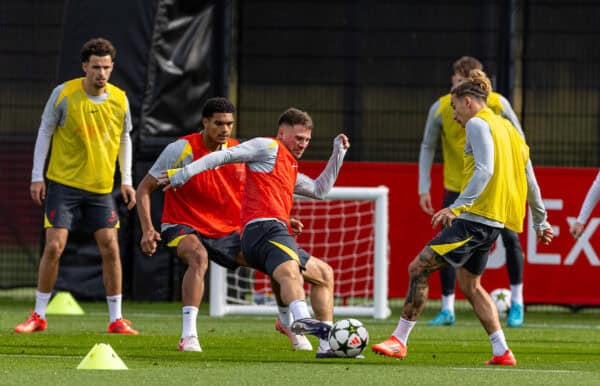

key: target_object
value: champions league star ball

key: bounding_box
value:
[490,288,512,319]
[328,318,369,358]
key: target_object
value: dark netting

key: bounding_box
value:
[0,0,65,290]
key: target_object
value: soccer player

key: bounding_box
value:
[419,56,529,328]
[15,38,138,334]
[160,107,349,347]
[372,70,553,365]
[570,171,600,239]
[137,100,337,356]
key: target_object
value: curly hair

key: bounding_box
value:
[80,38,116,63]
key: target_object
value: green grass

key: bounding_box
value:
[1,299,600,385]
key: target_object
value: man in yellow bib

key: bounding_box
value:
[14,38,138,335]
[419,56,530,328]
[372,70,553,366]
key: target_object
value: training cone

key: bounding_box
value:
[77,343,128,370]
[46,291,85,315]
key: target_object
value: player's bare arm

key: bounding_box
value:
[136,174,162,255]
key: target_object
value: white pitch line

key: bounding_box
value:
[450,367,579,374]
[0,353,81,359]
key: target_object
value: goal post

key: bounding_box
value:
[209,186,391,319]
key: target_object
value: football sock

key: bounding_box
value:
[34,290,52,319]
[441,294,455,313]
[392,318,416,346]
[510,283,524,305]
[319,321,333,350]
[106,294,123,323]
[277,305,293,327]
[489,329,509,356]
[182,306,199,338]
[289,299,311,321]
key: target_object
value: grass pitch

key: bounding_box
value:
[1,298,599,385]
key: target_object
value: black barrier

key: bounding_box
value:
[49,0,228,300]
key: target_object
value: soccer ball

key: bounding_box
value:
[328,318,369,358]
[490,288,512,319]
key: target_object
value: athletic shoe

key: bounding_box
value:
[178,336,202,352]
[371,335,407,359]
[507,302,524,328]
[108,318,139,335]
[316,348,339,358]
[14,312,47,333]
[485,349,517,366]
[290,318,331,340]
[275,319,313,351]
[427,310,455,326]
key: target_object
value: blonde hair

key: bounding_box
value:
[451,69,492,100]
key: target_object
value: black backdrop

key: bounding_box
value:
[53,0,230,300]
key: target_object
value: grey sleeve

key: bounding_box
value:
[449,118,494,209]
[499,95,525,138]
[148,139,193,179]
[576,170,600,225]
[118,97,133,185]
[169,137,276,187]
[418,101,442,194]
[293,135,348,199]
[525,161,550,231]
[31,85,64,182]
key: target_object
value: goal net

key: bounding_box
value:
[209,186,391,319]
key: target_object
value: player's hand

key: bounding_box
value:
[419,192,434,215]
[290,218,304,236]
[157,171,173,191]
[537,226,554,245]
[30,181,46,206]
[570,221,584,239]
[158,168,189,191]
[431,207,455,229]
[334,134,350,150]
[140,229,161,256]
[120,184,136,210]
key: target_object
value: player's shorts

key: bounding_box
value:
[241,219,310,276]
[44,181,119,232]
[428,219,500,275]
[442,190,460,208]
[162,224,242,270]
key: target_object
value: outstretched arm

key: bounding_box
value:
[571,170,600,239]
[159,137,273,190]
[294,134,349,199]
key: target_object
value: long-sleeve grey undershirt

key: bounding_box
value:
[450,117,549,231]
[31,83,133,185]
[168,135,348,200]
